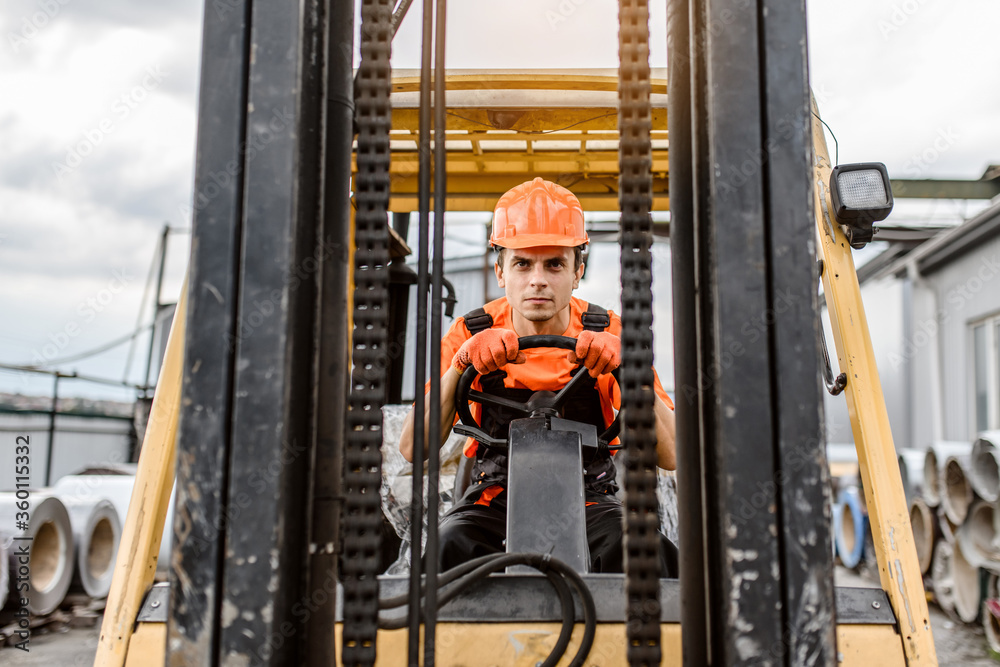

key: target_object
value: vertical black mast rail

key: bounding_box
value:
[666,0,710,665]
[424,0,447,663]
[617,0,661,665]
[167,0,252,662]
[343,0,393,665]
[759,0,837,663]
[305,0,356,663]
[407,0,434,660]
[681,0,837,664]
[215,0,326,661]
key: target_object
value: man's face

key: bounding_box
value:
[495,246,583,323]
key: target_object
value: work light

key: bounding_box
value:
[829,162,894,249]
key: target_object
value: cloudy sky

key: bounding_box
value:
[1,0,998,402]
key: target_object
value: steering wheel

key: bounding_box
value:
[453,334,621,449]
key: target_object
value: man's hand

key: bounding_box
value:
[575,330,621,377]
[453,329,526,375]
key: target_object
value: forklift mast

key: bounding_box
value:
[91,0,936,665]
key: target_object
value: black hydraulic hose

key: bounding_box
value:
[379,553,596,667]
[378,554,498,609]
[379,568,575,667]
[539,569,576,667]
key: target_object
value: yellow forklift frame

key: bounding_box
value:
[94,72,934,666]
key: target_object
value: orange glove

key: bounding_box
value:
[453,329,526,375]
[575,330,621,377]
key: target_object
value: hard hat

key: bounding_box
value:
[490,178,588,249]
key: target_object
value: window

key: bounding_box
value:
[971,315,1000,432]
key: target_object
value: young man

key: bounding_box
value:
[399,177,676,573]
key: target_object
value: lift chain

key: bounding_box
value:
[342,0,393,664]
[617,0,661,665]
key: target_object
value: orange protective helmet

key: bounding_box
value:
[490,178,588,249]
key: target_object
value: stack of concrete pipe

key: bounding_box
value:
[830,434,1000,641]
[908,433,1000,635]
[0,494,75,615]
[0,472,154,618]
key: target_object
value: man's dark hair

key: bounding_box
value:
[495,245,586,272]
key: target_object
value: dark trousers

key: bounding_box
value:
[438,486,678,576]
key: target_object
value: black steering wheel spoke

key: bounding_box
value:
[467,389,532,414]
[548,363,593,409]
[454,335,622,447]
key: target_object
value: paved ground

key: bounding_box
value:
[835,565,997,666]
[2,626,99,666]
[3,569,998,664]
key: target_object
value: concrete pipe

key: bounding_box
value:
[942,454,976,525]
[924,441,972,508]
[898,449,926,504]
[910,497,938,575]
[834,486,867,569]
[0,533,9,610]
[938,506,959,545]
[957,500,1000,570]
[971,431,1000,503]
[54,474,175,573]
[932,539,958,621]
[0,494,74,615]
[953,537,983,624]
[60,498,121,599]
[983,572,1000,655]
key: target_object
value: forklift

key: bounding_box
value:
[92,0,936,665]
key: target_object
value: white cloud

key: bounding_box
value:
[2,0,998,400]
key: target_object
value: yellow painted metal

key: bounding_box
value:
[837,625,907,665]
[123,623,167,667]
[358,72,673,213]
[335,622,681,666]
[334,621,906,665]
[812,98,937,665]
[382,170,667,211]
[94,277,187,667]
[390,71,668,95]
[385,149,669,171]
[392,107,667,134]
[387,192,670,213]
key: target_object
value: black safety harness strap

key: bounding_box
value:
[462,302,611,335]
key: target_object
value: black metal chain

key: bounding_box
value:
[342,0,393,664]
[618,0,661,664]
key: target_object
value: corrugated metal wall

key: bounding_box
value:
[926,233,1000,441]
[823,224,1000,451]
[0,412,133,490]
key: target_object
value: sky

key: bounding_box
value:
[1,0,998,403]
